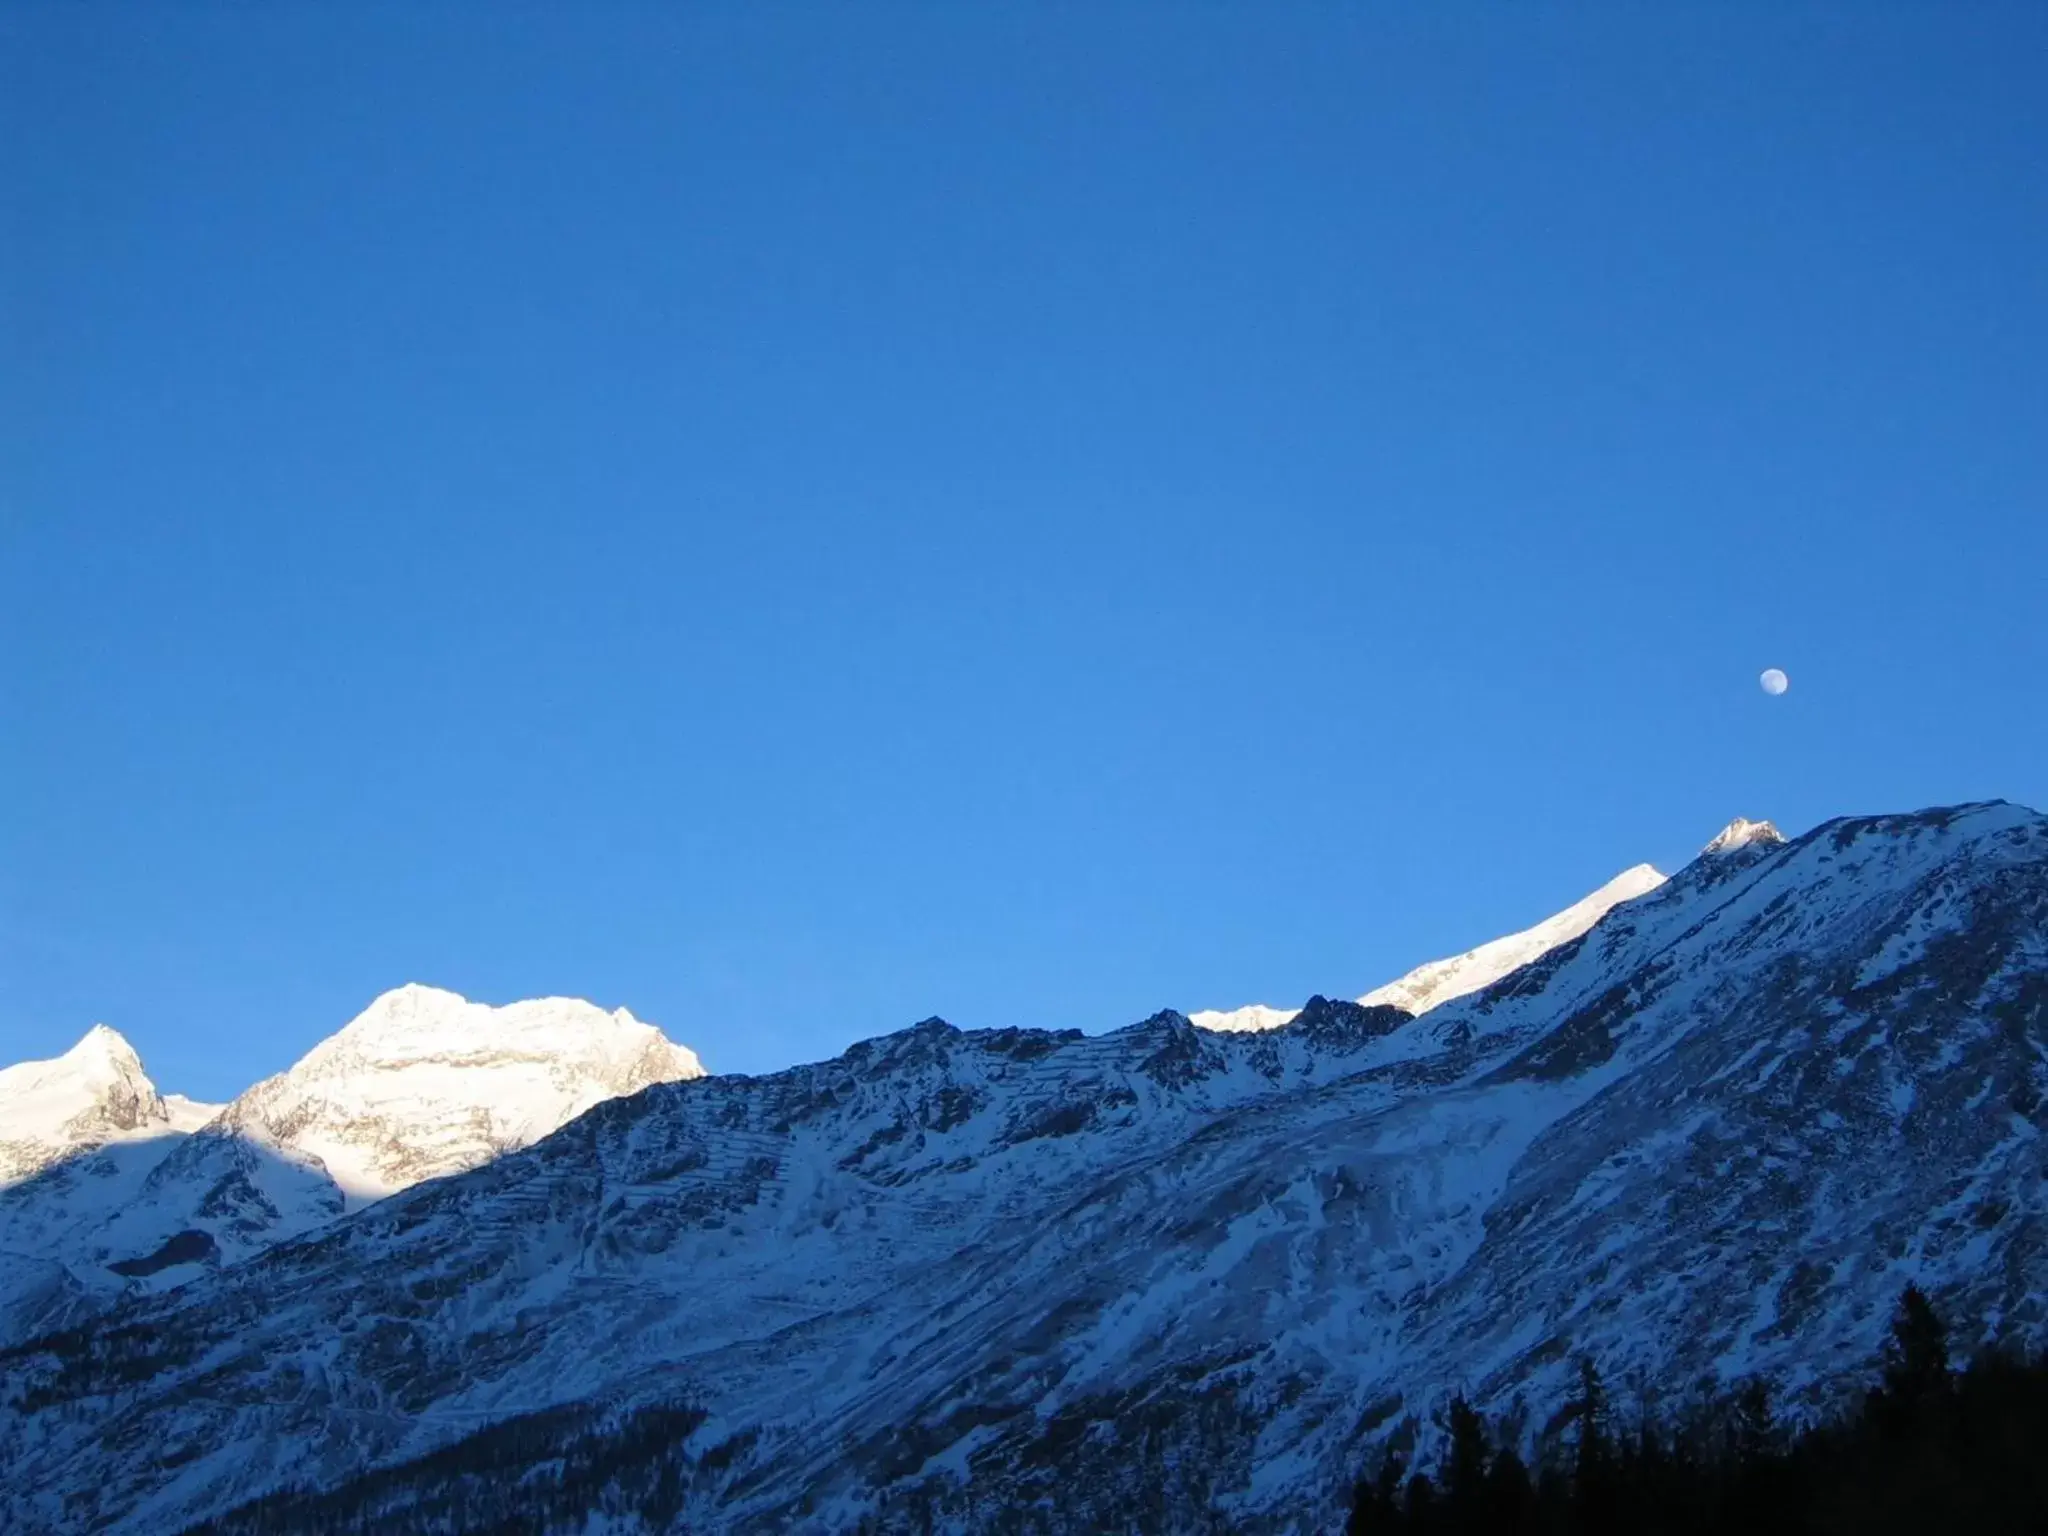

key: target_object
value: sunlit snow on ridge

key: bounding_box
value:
[1191,861,1668,1035]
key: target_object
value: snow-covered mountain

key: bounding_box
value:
[0,987,704,1349]
[1190,859,1669,1032]
[3,801,2043,1536]
[221,984,705,1204]
[0,1025,218,1187]
[0,1029,223,1348]
[1702,815,1786,855]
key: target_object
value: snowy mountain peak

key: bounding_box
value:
[62,1022,144,1071]
[1702,816,1786,855]
[330,982,509,1045]
[299,985,703,1085]
[0,989,705,1348]
[157,985,707,1237]
[361,979,462,1014]
[0,1026,171,1186]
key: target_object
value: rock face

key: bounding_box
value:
[1191,861,1669,1032]
[0,988,705,1347]
[2,801,2043,1536]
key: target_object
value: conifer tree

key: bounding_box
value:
[1881,1283,1952,1416]
[1347,1448,1407,1535]
[1571,1356,1618,1536]
[1440,1394,1492,1520]
[1571,1356,1610,1486]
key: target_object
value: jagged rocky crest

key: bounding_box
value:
[1702,815,1787,855]
[1,802,2044,1536]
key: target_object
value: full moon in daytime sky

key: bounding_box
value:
[1760,668,1790,696]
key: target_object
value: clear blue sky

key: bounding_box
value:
[5,8,2044,1100]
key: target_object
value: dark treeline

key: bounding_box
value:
[1347,1286,2048,1535]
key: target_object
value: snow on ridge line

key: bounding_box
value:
[1361,862,1668,1015]
[1191,861,1670,1035]
[306,983,706,1075]
[162,1095,226,1133]
[1186,1003,1300,1035]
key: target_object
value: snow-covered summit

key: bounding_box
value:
[62,1023,138,1069]
[0,1026,204,1187]
[1191,860,1668,1035]
[198,983,708,1205]
[1702,816,1785,855]
[0,986,708,1350]
[280,982,700,1097]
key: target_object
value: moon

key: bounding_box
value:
[1759,667,1790,696]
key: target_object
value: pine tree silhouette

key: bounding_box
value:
[1572,1355,1619,1532]
[1881,1283,1952,1419]
[1439,1394,1492,1526]
[1347,1447,1408,1535]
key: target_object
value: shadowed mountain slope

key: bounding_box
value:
[2,802,2043,1535]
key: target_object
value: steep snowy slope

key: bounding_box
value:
[1191,860,1668,1033]
[1359,861,1671,1013]
[0,988,705,1348]
[3,803,2043,1536]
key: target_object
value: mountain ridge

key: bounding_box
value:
[3,799,2042,1534]
[1191,857,1672,1034]
[0,987,706,1351]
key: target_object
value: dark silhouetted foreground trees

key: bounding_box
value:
[1347,1284,2048,1535]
